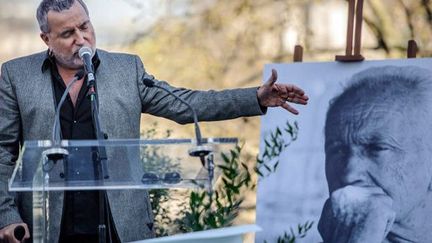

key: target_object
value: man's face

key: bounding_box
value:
[324,91,432,221]
[40,1,96,70]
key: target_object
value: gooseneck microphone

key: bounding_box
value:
[52,70,85,144]
[46,70,84,163]
[142,75,212,164]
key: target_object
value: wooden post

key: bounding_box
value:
[336,0,365,62]
[293,45,303,62]
[353,0,364,56]
[407,40,418,58]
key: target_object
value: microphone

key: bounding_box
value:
[78,47,94,75]
[142,75,212,164]
[47,70,85,162]
[78,46,95,88]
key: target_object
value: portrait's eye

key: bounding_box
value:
[326,143,349,159]
[364,143,390,157]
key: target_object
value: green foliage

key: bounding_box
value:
[264,221,314,243]
[144,121,312,242]
[255,121,298,177]
[149,189,172,237]
[175,145,250,232]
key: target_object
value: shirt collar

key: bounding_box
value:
[41,49,101,73]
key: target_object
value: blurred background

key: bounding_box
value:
[1,0,431,241]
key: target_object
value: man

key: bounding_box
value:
[0,0,308,242]
[318,65,432,243]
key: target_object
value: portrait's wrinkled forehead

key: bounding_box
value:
[326,65,432,126]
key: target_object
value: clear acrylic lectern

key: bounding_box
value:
[8,138,237,243]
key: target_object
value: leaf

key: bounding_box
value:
[264,139,271,148]
[254,167,264,177]
[276,127,282,136]
[230,149,238,160]
[218,165,231,172]
[273,161,279,171]
[221,152,230,163]
[241,162,249,170]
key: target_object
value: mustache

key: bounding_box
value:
[73,50,80,57]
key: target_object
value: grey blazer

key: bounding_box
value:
[0,49,264,242]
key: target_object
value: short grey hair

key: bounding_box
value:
[36,0,89,33]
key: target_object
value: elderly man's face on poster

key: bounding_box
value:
[256,62,432,243]
[324,87,432,220]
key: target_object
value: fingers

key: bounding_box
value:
[281,102,299,115]
[264,69,278,86]
[260,69,309,113]
[288,84,306,96]
[275,84,309,104]
[276,83,305,95]
[324,186,396,243]
[286,96,308,105]
[0,230,19,243]
[22,224,30,241]
[283,90,308,105]
[0,223,29,243]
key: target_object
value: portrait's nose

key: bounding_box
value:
[340,152,369,187]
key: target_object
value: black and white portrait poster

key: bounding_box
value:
[256,58,432,243]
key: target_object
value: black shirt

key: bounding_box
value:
[42,52,101,236]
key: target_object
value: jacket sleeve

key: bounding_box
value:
[135,56,266,124]
[0,63,23,229]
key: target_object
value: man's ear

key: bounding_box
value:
[40,33,50,46]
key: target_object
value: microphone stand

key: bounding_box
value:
[84,67,110,243]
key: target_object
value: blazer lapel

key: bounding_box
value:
[21,69,56,141]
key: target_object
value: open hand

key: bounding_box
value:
[257,69,308,114]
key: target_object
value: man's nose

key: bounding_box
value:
[74,30,86,45]
[341,153,369,186]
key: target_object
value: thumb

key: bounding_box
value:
[264,69,278,86]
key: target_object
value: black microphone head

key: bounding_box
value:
[78,46,92,58]
[142,76,155,87]
[75,70,85,80]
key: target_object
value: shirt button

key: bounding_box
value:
[73,120,77,124]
